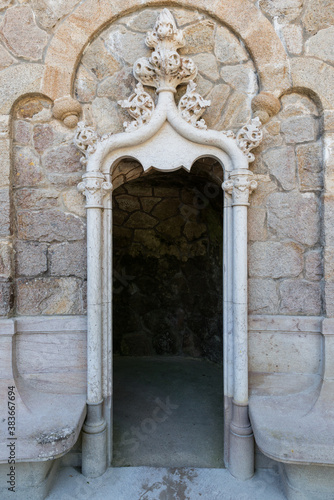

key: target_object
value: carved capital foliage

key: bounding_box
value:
[236,117,263,162]
[78,172,112,209]
[118,83,155,132]
[222,170,257,206]
[178,80,211,130]
[133,9,197,92]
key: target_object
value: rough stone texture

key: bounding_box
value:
[192,53,219,82]
[249,278,279,314]
[181,20,215,54]
[0,189,11,237]
[13,146,45,187]
[31,0,82,31]
[0,64,44,114]
[259,0,303,22]
[302,0,334,34]
[0,241,11,279]
[220,65,257,94]
[263,147,296,190]
[82,38,121,80]
[249,242,303,279]
[49,241,86,279]
[16,277,85,315]
[74,67,97,103]
[33,124,54,153]
[214,25,248,64]
[280,280,322,315]
[248,207,267,241]
[0,43,15,70]
[104,26,150,65]
[0,281,12,315]
[13,121,31,145]
[282,24,303,55]
[305,27,334,65]
[296,142,323,192]
[281,116,319,144]
[15,241,48,277]
[305,250,323,282]
[0,6,48,61]
[16,210,85,242]
[267,192,320,246]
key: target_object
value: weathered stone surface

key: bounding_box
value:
[214,25,248,64]
[220,65,257,94]
[97,67,136,101]
[16,210,85,242]
[0,1,12,11]
[0,43,15,70]
[249,278,279,314]
[259,0,303,21]
[82,38,121,80]
[0,64,43,114]
[184,221,206,240]
[91,97,123,136]
[249,241,303,278]
[324,110,334,131]
[31,0,81,30]
[290,58,334,109]
[104,26,150,65]
[140,196,161,213]
[181,20,215,54]
[13,147,45,187]
[0,281,12,315]
[0,189,10,237]
[263,147,296,191]
[13,121,31,145]
[248,207,267,241]
[0,6,48,61]
[325,282,334,317]
[16,277,85,315]
[192,53,219,82]
[133,229,162,252]
[218,91,251,130]
[151,199,179,220]
[280,93,319,119]
[280,280,322,315]
[203,84,231,129]
[125,211,158,229]
[302,0,334,34]
[15,188,58,210]
[33,124,54,153]
[281,116,319,144]
[267,192,320,246]
[115,195,140,213]
[49,241,86,278]
[61,188,86,218]
[156,216,185,239]
[15,241,47,276]
[250,174,277,206]
[74,66,97,103]
[0,241,11,278]
[282,24,303,55]
[42,144,82,173]
[305,250,323,281]
[305,27,334,65]
[193,74,213,98]
[16,98,44,120]
[296,142,323,192]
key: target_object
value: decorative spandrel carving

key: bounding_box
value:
[118,83,155,133]
[178,80,211,130]
[133,8,197,92]
[74,121,98,165]
[236,117,263,162]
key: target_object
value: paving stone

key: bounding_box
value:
[280,280,322,315]
[296,142,323,192]
[263,147,296,191]
[49,241,86,278]
[305,27,334,65]
[82,38,121,80]
[302,0,334,34]
[214,25,248,64]
[16,210,85,242]
[249,241,303,278]
[305,250,323,281]
[15,241,47,276]
[249,278,279,314]
[281,116,319,144]
[16,277,85,315]
[0,6,48,61]
[267,191,320,246]
[282,24,303,55]
[0,42,15,70]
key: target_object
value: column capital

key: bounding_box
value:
[222,170,257,207]
[78,171,112,209]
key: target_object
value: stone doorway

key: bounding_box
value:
[112,160,224,467]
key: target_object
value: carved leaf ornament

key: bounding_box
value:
[74,9,263,171]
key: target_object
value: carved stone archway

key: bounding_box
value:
[75,9,263,481]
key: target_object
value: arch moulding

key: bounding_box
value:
[73,8,265,482]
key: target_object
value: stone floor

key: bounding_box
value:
[113,356,224,468]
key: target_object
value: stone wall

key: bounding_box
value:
[0,1,332,320]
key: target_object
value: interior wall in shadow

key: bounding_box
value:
[112,159,224,364]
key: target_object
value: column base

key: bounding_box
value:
[82,402,107,478]
[228,400,254,480]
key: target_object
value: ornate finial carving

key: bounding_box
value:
[74,121,99,165]
[236,117,263,162]
[133,9,197,92]
[222,170,258,206]
[118,83,155,132]
[178,81,211,130]
[78,172,112,209]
